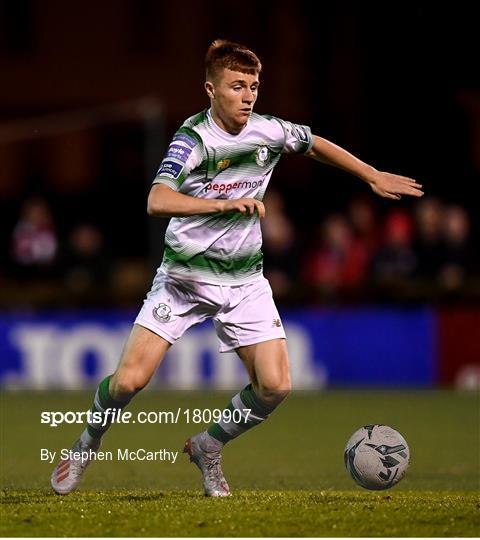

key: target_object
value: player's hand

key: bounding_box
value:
[219,198,266,218]
[367,170,424,200]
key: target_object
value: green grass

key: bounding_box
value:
[2,490,478,537]
[1,390,479,536]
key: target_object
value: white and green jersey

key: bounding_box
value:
[153,109,313,285]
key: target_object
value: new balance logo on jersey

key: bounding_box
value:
[216,159,230,170]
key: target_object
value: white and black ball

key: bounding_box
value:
[344,424,410,490]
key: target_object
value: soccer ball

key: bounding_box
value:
[344,424,410,490]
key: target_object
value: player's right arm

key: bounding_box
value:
[148,126,264,218]
[147,184,265,218]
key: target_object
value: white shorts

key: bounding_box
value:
[134,273,286,352]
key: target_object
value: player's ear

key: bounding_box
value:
[205,81,215,100]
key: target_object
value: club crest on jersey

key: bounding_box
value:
[216,159,230,170]
[152,303,171,323]
[256,146,269,167]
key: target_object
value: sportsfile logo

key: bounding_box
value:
[40,408,252,426]
[203,179,264,194]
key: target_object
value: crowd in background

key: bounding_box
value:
[262,192,479,304]
[3,191,479,308]
[0,2,477,310]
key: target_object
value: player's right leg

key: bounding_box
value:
[51,324,170,495]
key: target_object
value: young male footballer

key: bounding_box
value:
[51,39,423,497]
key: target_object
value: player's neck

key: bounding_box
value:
[210,108,247,136]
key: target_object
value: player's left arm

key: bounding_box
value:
[305,135,424,200]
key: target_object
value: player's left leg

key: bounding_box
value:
[184,276,289,496]
[184,338,291,496]
[210,337,291,440]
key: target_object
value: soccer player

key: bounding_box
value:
[51,39,423,497]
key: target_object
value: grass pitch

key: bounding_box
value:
[1,390,479,536]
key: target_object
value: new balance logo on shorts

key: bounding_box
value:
[272,319,282,328]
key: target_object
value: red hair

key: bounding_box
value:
[205,39,262,80]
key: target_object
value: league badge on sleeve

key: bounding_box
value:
[292,125,309,144]
[157,161,183,179]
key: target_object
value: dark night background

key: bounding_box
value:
[0,1,478,306]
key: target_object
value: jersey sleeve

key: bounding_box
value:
[271,117,314,154]
[153,127,204,190]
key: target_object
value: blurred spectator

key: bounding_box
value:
[373,210,417,283]
[438,205,476,291]
[5,192,480,306]
[412,197,444,278]
[302,213,369,297]
[348,195,381,256]
[261,190,298,299]
[10,197,58,279]
[62,223,111,295]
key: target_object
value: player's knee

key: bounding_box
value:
[110,371,147,400]
[257,376,291,405]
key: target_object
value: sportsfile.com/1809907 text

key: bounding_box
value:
[40,408,252,427]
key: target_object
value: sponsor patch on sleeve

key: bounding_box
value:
[292,125,309,143]
[165,143,192,164]
[157,160,183,179]
[172,133,197,148]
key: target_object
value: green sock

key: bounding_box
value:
[81,375,130,442]
[207,384,278,444]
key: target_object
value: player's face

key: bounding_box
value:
[205,68,260,135]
